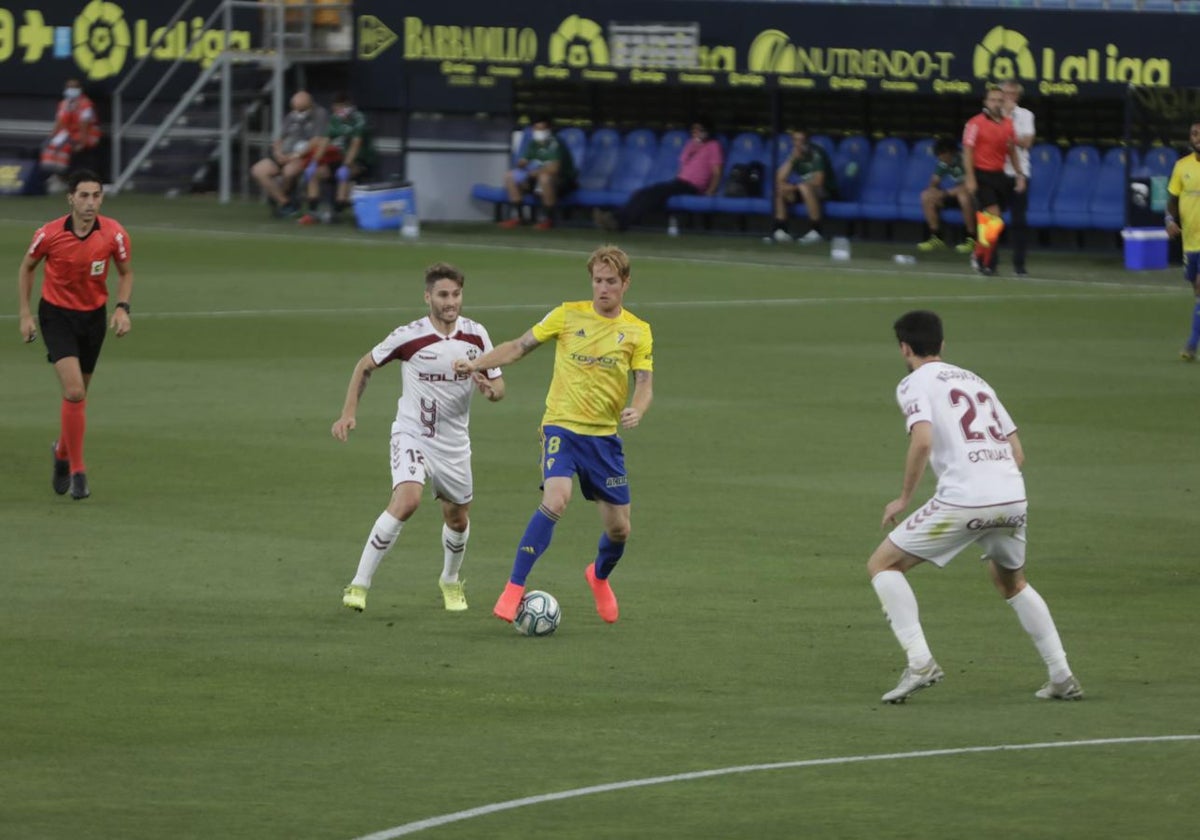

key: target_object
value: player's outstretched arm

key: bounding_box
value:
[331,353,378,441]
[454,330,541,375]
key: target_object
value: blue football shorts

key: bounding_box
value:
[540,425,630,505]
[1183,250,1199,285]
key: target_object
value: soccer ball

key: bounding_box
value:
[514,590,561,637]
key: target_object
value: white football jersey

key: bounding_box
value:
[370,316,500,455]
[895,361,1025,506]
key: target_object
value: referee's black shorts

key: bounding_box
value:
[38,299,107,374]
[973,169,1012,212]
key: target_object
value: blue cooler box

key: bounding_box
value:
[352,182,416,231]
[1121,228,1169,271]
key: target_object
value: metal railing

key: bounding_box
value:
[110,0,351,201]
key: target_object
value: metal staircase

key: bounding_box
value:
[110,0,351,202]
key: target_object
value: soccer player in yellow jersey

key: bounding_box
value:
[454,245,654,624]
[1166,119,1200,360]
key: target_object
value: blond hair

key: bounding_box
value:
[586,245,631,281]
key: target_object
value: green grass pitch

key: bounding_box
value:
[1,196,1197,839]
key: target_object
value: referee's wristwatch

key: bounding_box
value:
[115,301,131,313]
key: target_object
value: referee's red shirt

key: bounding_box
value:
[962,112,1015,173]
[28,214,132,311]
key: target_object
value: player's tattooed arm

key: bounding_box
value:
[455,330,542,375]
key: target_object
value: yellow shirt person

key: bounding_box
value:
[1165,120,1200,360]
[454,245,654,625]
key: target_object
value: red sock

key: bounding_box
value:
[61,398,86,474]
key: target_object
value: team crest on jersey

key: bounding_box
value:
[466,347,479,360]
[575,329,586,337]
[90,260,105,276]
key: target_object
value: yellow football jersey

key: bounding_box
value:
[530,301,654,436]
[1168,153,1200,252]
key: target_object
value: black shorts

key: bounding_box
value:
[973,169,1012,211]
[39,299,107,374]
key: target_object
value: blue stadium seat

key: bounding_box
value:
[836,135,872,175]
[557,127,588,173]
[859,138,909,221]
[895,139,939,224]
[580,129,660,207]
[1026,143,1063,228]
[1051,145,1101,229]
[623,129,658,159]
[1090,148,1131,230]
[592,146,656,207]
[1142,0,1177,11]
[1070,0,1104,9]
[1107,0,1138,9]
[824,135,871,219]
[1140,146,1179,178]
[565,129,620,208]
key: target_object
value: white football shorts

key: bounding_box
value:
[888,498,1027,570]
[389,432,473,505]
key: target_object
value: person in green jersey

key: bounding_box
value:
[768,130,833,245]
[917,137,977,254]
[299,92,376,225]
[499,117,578,231]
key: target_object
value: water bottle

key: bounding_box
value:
[401,213,420,240]
[831,236,851,261]
[667,215,679,237]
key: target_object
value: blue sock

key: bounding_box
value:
[510,506,558,585]
[1188,300,1200,351]
[594,533,626,580]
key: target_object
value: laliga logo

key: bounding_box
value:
[548,15,608,67]
[974,25,1170,91]
[74,0,131,81]
[973,27,1036,81]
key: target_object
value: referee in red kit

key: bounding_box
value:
[962,84,1026,276]
[17,169,135,500]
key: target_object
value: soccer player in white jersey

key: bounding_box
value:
[331,263,505,613]
[866,310,1082,703]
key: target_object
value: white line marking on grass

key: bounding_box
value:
[0,290,1178,323]
[350,734,1200,839]
[0,214,1180,290]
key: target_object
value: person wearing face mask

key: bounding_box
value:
[250,91,328,217]
[594,118,723,233]
[40,80,101,191]
[498,117,577,231]
[298,92,376,225]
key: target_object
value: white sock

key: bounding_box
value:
[872,570,933,669]
[441,522,469,583]
[1008,585,1072,683]
[351,511,404,588]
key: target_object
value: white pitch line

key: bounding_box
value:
[0,214,1181,290]
[351,734,1200,839]
[0,289,1178,323]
